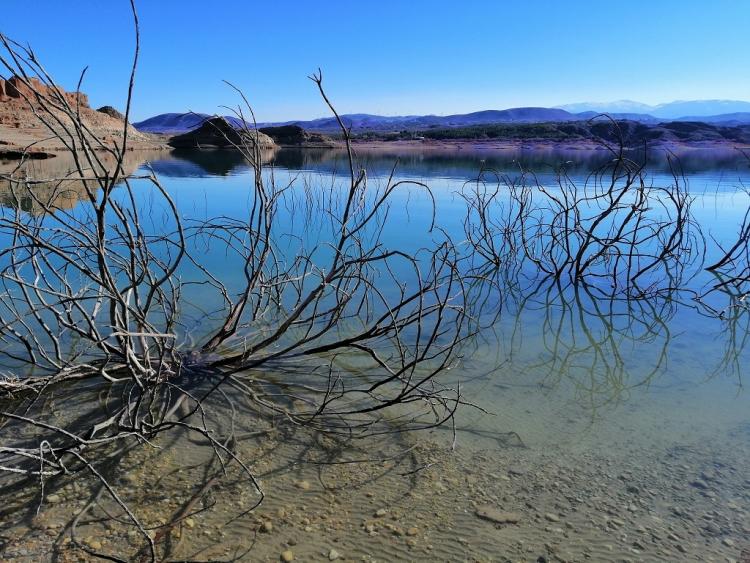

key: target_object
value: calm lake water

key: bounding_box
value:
[2,146,749,561]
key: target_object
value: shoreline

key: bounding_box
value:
[3,138,749,166]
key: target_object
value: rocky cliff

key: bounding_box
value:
[0,76,89,107]
[96,105,125,120]
[0,76,162,156]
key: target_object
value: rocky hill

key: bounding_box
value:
[0,76,162,157]
[96,105,125,120]
[258,125,336,147]
[362,119,750,149]
[134,113,250,134]
[168,117,275,150]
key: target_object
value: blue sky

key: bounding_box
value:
[1,0,748,121]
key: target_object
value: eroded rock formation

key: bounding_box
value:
[0,75,162,154]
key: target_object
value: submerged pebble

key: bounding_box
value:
[475,505,522,524]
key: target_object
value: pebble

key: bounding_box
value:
[328,549,341,560]
[691,479,709,490]
[375,508,387,517]
[544,513,560,522]
[722,538,735,547]
[475,505,522,524]
[261,521,273,533]
[46,494,61,504]
[281,550,294,562]
[406,527,418,536]
[87,539,102,550]
[296,481,311,491]
[704,522,721,535]
[184,518,195,528]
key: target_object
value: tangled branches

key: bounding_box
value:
[0,12,472,561]
[461,121,702,299]
[700,154,750,312]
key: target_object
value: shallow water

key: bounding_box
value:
[1,147,749,561]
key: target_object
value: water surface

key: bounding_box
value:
[2,146,749,562]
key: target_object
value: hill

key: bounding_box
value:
[558,99,750,120]
[261,108,595,133]
[0,76,161,155]
[168,117,275,150]
[134,113,251,134]
[258,125,336,147]
[356,119,750,149]
[136,108,614,135]
[133,100,750,141]
[671,112,750,125]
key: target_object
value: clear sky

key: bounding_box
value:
[1,0,748,121]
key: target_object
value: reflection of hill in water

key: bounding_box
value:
[268,147,750,183]
[148,148,277,177]
[0,180,92,213]
[321,147,750,180]
[0,150,168,213]
[7,147,749,194]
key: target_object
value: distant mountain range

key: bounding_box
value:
[556,99,750,119]
[133,100,750,135]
